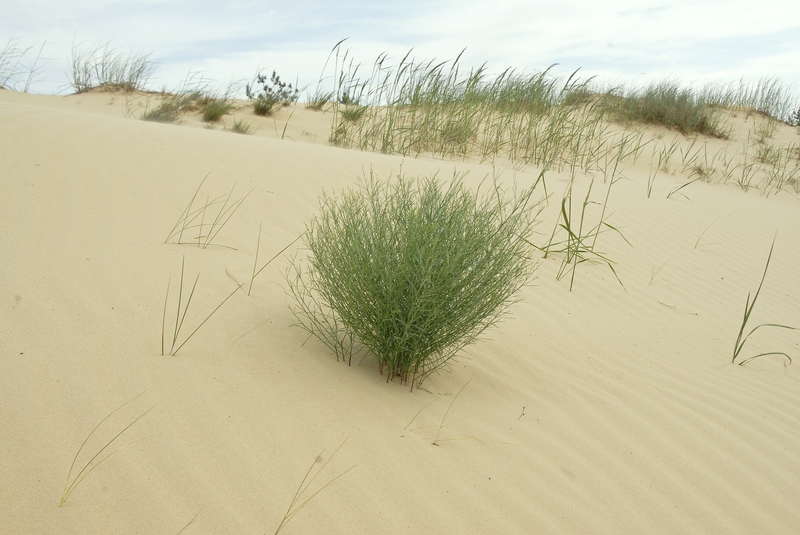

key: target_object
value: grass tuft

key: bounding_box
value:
[731,236,797,366]
[230,117,254,134]
[161,256,243,356]
[539,163,630,291]
[67,39,158,93]
[140,91,205,123]
[165,174,251,249]
[305,89,335,111]
[201,98,233,122]
[288,168,544,387]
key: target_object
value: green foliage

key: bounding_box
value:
[247,70,300,116]
[305,89,334,111]
[287,169,544,387]
[790,107,800,127]
[230,117,253,134]
[339,104,367,122]
[140,99,182,123]
[540,175,630,291]
[321,43,626,171]
[140,92,205,123]
[253,96,278,116]
[708,77,798,123]
[604,80,727,137]
[201,98,232,122]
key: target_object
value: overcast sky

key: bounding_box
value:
[3,0,799,97]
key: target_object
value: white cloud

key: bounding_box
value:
[2,0,798,95]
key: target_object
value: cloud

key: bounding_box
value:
[3,0,798,94]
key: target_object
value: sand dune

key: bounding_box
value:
[1,90,799,534]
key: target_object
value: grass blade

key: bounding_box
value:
[60,392,155,506]
[731,235,797,365]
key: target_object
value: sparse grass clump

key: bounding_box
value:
[140,91,206,123]
[230,117,253,134]
[288,169,544,387]
[67,40,158,93]
[306,89,334,110]
[0,37,46,91]
[201,98,233,122]
[339,104,367,122]
[720,77,797,123]
[141,99,183,123]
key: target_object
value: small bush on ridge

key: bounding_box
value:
[246,70,300,116]
[287,169,544,387]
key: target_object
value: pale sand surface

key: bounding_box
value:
[1,90,799,534]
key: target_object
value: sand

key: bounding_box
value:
[1,89,799,534]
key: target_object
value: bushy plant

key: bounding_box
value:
[287,169,544,387]
[246,70,300,116]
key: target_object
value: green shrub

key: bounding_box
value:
[288,169,544,387]
[246,70,300,116]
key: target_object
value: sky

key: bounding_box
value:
[2,0,799,98]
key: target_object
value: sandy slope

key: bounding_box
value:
[1,90,799,535]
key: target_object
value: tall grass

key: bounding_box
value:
[0,37,46,92]
[67,40,158,93]
[602,80,728,137]
[322,43,613,170]
[703,77,799,124]
[288,169,544,387]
